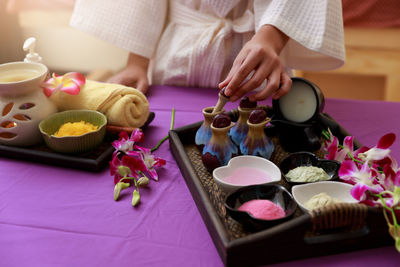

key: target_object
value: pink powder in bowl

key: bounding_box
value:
[238,199,285,220]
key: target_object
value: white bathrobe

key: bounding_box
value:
[70,0,345,88]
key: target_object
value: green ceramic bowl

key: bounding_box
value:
[39,109,107,154]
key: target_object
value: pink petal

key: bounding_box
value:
[43,87,55,97]
[60,81,81,95]
[377,133,396,149]
[134,145,150,154]
[126,150,142,158]
[360,199,380,207]
[148,169,159,181]
[354,146,369,157]
[343,136,354,152]
[41,75,62,97]
[364,147,391,162]
[121,155,147,174]
[351,183,369,201]
[119,131,129,140]
[63,72,86,86]
[61,86,80,95]
[339,160,358,179]
[326,137,339,160]
[110,157,123,184]
[111,140,122,150]
[131,129,144,142]
[153,157,166,167]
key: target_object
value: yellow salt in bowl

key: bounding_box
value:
[39,110,107,154]
[53,121,99,137]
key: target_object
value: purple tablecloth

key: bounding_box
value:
[1,85,400,267]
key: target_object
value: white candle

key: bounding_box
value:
[279,81,317,123]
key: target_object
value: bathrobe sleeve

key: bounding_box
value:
[70,0,167,58]
[254,0,345,71]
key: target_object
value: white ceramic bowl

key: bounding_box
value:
[292,181,358,212]
[0,61,48,97]
[212,155,281,195]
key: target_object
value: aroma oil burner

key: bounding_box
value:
[0,61,57,146]
[272,78,324,152]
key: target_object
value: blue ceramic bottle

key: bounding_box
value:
[195,106,225,148]
[229,106,253,146]
[229,97,257,146]
[202,115,238,171]
[240,110,274,159]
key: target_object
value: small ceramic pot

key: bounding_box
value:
[271,119,322,152]
[202,122,238,172]
[195,106,225,148]
[240,118,274,160]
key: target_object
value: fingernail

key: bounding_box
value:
[223,87,231,96]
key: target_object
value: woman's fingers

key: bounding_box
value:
[272,72,292,99]
[223,50,258,97]
[219,50,248,89]
[248,69,280,101]
[136,79,149,94]
[248,71,292,101]
[229,62,269,101]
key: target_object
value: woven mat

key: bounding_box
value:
[185,137,324,240]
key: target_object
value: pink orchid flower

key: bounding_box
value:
[42,72,85,97]
[112,129,144,154]
[110,155,147,184]
[127,146,166,181]
[358,133,396,163]
[325,135,354,162]
[382,163,400,192]
[339,160,383,196]
[351,183,370,201]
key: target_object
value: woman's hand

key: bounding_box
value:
[219,24,292,102]
[107,52,150,94]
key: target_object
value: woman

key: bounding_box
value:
[70,0,345,102]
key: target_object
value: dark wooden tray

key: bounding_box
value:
[169,111,393,267]
[0,137,114,172]
[0,112,156,172]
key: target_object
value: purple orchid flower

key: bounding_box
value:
[127,146,166,181]
[112,129,144,154]
[359,133,396,163]
[382,162,400,192]
[110,155,147,184]
[325,135,354,162]
[339,160,383,198]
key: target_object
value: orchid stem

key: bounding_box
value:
[347,151,364,164]
[151,108,175,152]
[375,193,400,228]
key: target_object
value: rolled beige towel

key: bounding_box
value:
[50,80,149,128]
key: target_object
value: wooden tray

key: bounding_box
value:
[169,111,393,266]
[0,137,114,172]
[0,112,155,172]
